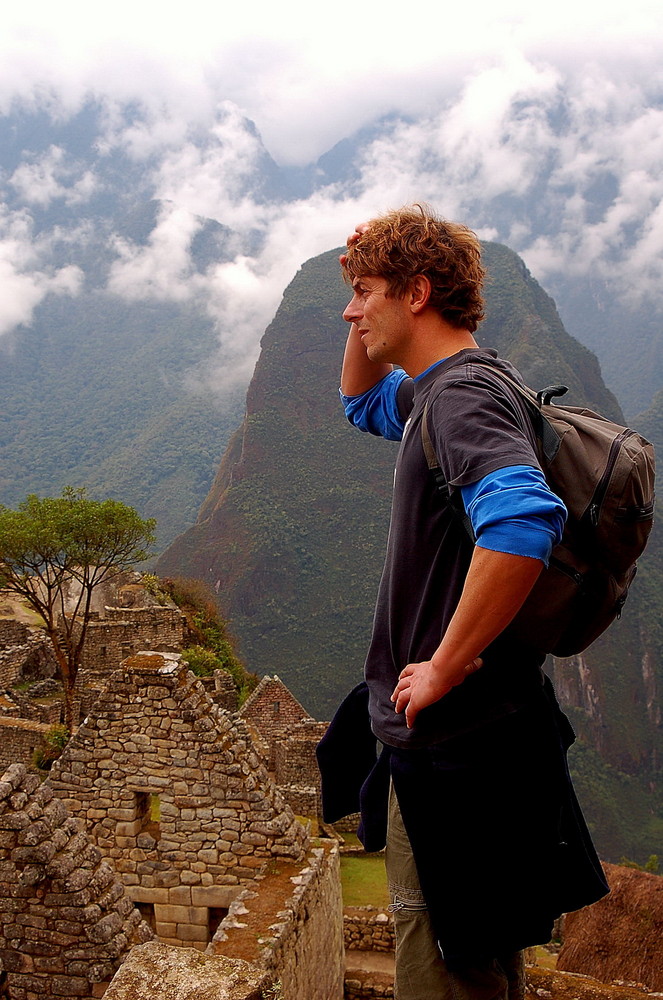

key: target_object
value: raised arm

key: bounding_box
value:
[340,322,393,396]
[340,223,393,396]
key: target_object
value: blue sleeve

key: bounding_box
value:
[460,465,567,565]
[339,369,410,441]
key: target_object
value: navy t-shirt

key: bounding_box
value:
[365,349,548,749]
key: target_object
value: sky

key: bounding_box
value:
[1,0,663,391]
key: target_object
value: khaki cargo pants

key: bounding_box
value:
[386,784,525,1000]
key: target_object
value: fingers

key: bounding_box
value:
[464,656,483,674]
[390,657,484,727]
[339,222,371,266]
[347,223,369,246]
[391,676,410,710]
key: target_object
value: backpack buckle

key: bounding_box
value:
[537,384,569,406]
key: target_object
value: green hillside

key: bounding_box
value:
[0,289,243,551]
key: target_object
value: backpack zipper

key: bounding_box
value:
[588,429,634,527]
[549,556,585,590]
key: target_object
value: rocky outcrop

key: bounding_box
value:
[102,942,274,1000]
[557,862,663,991]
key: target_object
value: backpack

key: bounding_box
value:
[421,363,656,657]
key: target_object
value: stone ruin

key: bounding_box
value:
[0,619,56,693]
[0,762,153,999]
[240,675,328,818]
[0,653,345,999]
[74,608,184,688]
[48,653,309,947]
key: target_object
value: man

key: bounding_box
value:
[318,206,608,1000]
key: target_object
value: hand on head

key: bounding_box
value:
[339,222,371,266]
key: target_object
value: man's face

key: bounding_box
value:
[343,275,411,365]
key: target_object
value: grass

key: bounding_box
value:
[339,831,363,849]
[340,854,390,908]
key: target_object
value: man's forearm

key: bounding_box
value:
[341,323,392,396]
[392,546,543,726]
[432,546,542,674]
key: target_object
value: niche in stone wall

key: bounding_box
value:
[136,901,156,933]
[208,906,229,940]
[133,789,161,841]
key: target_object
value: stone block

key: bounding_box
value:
[177,922,209,942]
[127,886,169,904]
[154,904,208,925]
[191,886,239,908]
[52,974,90,996]
[180,871,201,885]
[116,821,142,837]
[167,885,192,905]
[155,869,180,888]
[198,849,218,864]
[155,921,177,938]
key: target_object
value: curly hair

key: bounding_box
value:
[342,205,486,333]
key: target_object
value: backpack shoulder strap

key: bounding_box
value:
[419,358,570,542]
[467,362,567,464]
[421,396,476,543]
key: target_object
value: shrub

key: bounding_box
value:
[181,645,222,678]
[159,576,257,695]
[32,723,70,771]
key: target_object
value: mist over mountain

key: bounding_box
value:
[2,91,662,548]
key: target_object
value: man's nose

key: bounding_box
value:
[343,294,361,323]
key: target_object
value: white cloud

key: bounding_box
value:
[9,145,98,207]
[0,0,661,165]
[2,0,663,377]
[92,48,663,388]
[107,202,203,302]
[0,205,83,335]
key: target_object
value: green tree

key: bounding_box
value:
[0,488,155,731]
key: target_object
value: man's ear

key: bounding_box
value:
[409,275,432,314]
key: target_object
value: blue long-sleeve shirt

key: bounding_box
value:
[340,366,566,564]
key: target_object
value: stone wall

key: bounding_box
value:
[1,685,62,726]
[48,653,309,948]
[76,608,184,679]
[344,907,395,953]
[278,784,318,819]
[273,719,327,817]
[198,670,239,713]
[0,622,55,691]
[253,842,344,1000]
[344,973,394,1000]
[126,882,242,950]
[0,621,30,648]
[273,720,327,787]
[0,763,153,1000]
[0,717,50,774]
[209,840,344,1000]
[240,676,311,771]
